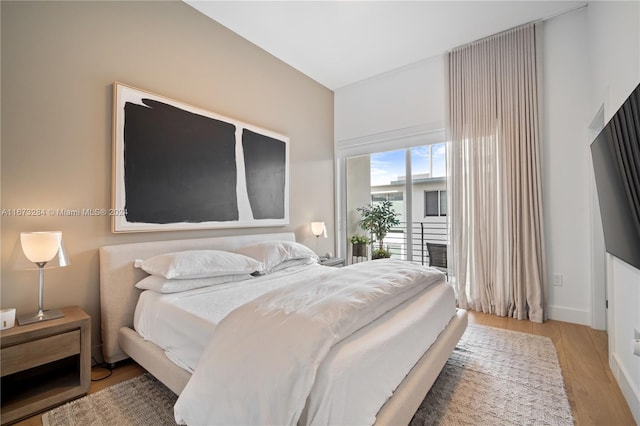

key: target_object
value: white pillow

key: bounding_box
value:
[135,274,253,294]
[133,250,265,279]
[270,257,318,273]
[234,240,318,272]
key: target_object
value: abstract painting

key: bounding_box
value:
[112,82,289,232]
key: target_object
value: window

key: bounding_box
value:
[425,190,446,216]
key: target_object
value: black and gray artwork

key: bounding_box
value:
[113,83,289,232]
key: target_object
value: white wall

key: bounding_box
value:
[586,1,640,422]
[541,8,593,325]
[335,55,446,144]
[345,155,372,262]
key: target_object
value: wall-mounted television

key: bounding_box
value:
[590,82,640,270]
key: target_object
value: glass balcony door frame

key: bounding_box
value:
[335,125,446,260]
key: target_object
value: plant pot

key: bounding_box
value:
[371,248,391,259]
[352,242,367,257]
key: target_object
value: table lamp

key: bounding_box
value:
[17,231,70,325]
[311,222,327,253]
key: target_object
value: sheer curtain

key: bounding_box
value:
[448,23,545,323]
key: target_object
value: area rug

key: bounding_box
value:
[409,325,573,425]
[42,325,573,426]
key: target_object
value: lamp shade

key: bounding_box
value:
[20,232,62,263]
[311,222,327,238]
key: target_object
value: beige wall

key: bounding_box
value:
[1,1,334,357]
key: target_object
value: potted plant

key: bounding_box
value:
[371,247,392,260]
[350,234,370,257]
[356,200,400,259]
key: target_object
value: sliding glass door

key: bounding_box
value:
[345,143,448,264]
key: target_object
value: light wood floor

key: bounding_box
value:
[15,311,637,426]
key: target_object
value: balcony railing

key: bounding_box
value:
[361,221,448,265]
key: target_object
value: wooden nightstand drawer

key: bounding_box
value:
[0,306,90,425]
[1,330,80,377]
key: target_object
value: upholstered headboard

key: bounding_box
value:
[99,232,296,364]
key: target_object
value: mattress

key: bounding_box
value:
[134,263,456,424]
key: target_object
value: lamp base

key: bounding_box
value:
[17,309,64,325]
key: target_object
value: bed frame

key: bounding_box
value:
[99,232,467,425]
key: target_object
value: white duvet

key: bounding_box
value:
[174,259,445,426]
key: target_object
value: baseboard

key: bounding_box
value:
[610,352,640,424]
[546,305,590,325]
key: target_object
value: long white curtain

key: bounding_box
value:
[448,23,545,323]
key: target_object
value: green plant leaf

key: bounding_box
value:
[356,200,400,249]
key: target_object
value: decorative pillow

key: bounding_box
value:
[133,250,265,279]
[135,274,253,294]
[233,240,319,272]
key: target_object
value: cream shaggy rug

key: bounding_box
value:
[409,325,573,425]
[42,325,573,426]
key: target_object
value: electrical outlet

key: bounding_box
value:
[552,274,563,287]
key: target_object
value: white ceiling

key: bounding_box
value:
[185,1,586,90]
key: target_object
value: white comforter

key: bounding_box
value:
[174,259,444,425]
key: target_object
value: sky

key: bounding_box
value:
[370,143,446,186]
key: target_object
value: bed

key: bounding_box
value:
[99,232,467,425]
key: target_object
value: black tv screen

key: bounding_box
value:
[590,82,640,270]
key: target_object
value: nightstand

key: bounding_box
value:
[320,257,345,267]
[0,306,91,425]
